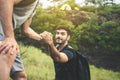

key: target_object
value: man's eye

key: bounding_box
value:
[61,33,65,35]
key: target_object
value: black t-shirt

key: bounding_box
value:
[54,45,78,80]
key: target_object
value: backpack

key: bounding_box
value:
[75,51,91,80]
[67,46,90,80]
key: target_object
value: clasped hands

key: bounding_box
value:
[40,31,53,45]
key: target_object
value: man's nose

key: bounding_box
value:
[57,34,62,37]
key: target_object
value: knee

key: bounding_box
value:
[0,55,13,68]
[19,71,27,79]
[11,71,27,80]
[0,53,17,68]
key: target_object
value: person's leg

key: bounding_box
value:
[0,55,10,80]
[10,54,27,80]
[0,50,17,80]
[11,71,27,80]
[0,31,17,80]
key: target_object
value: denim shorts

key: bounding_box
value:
[10,53,25,76]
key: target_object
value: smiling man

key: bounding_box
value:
[41,25,79,80]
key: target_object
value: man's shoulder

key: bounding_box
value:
[63,45,76,54]
[64,45,73,49]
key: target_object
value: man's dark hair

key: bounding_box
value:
[56,25,71,35]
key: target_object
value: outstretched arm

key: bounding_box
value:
[41,31,68,63]
[0,0,19,55]
[21,18,42,41]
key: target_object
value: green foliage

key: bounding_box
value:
[72,13,99,49]
[97,6,113,15]
[90,65,120,80]
[98,21,120,51]
[73,12,120,51]
[97,4,120,15]
[64,0,80,9]
[79,6,97,13]
[111,5,120,14]
[31,7,74,33]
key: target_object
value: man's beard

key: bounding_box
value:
[55,38,67,45]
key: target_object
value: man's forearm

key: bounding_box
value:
[23,27,42,41]
[49,43,61,60]
[21,18,42,41]
[49,43,68,62]
[0,0,15,38]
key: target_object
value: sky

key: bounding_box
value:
[39,0,120,8]
[39,0,84,8]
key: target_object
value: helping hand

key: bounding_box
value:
[40,31,53,45]
[0,37,19,55]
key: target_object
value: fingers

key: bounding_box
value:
[0,38,19,55]
[40,31,52,39]
[42,31,52,35]
[9,45,19,55]
[0,43,18,55]
[5,47,13,55]
[0,42,10,54]
[39,31,53,45]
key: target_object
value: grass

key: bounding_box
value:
[19,43,55,80]
[90,65,120,80]
[14,43,120,80]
